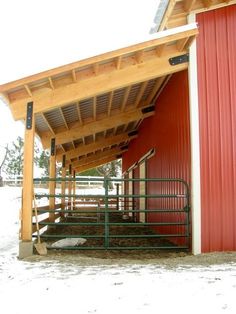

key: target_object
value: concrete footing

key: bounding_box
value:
[19,241,34,259]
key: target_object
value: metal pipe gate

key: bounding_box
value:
[32,177,191,251]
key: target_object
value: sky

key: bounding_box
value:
[0,0,160,152]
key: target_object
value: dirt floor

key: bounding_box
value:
[34,211,236,267]
[42,211,186,250]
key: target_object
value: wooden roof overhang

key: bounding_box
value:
[0,24,198,173]
[158,0,236,31]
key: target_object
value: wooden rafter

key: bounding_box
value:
[158,0,236,30]
[75,155,118,174]
[108,91,114,116]
[115,56,122,70]
[56,132,137,162]
[113,125,120,135]
[10,53,189,120]
[59,108,69,129]
[72,69,77,82]
[48,77,55,89]
[136,50,144,64]
[156,44,166,57]
[2,25,198,121]
[121,86,131,112]
[71,141,76,149]
[134,81,148,108]
[176,37,189,51]
[93,63,99,75]
[159,0,177,31]
[70,147,127,168]
[76,102,83,124]
[41,106,154,148]
[24,84,32,97]
[41,113,55,136]
[93,97,97,120]
[144,76,167,105]
[60,144,66,153]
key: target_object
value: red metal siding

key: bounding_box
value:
[122,70,191,241]
[122,70,191,181]
[197,5,236,252]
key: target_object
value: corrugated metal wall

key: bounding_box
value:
[122,70,191,242]
[197,5,236,252]
[122,70,191,181]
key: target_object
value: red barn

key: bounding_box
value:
[0,0,235,257]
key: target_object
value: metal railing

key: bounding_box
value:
[32,177,191,251]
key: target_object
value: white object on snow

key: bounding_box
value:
[50,238,87,248]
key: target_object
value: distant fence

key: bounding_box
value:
[2,176,120,189]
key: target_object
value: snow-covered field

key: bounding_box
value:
[0,187,236,314]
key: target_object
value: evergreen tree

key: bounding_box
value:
[0,144,9,186]
[4,137,24,177]
[36,150,50,176]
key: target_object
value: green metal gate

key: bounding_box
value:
[33,177,191,251]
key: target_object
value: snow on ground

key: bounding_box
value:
[0,187,236,314]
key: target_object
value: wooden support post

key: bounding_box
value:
[49,138,56,222]
[61,155,66,211]
[115,183,120,211]
[68,164,72,210]
[21,102,35,242]
[72,170,76,209]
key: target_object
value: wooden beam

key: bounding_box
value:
[57,132,137,162]
[41,106,153,148]
[11,53,188,120]
[0,24,197,94]
[9,25,198,121]
[76,155,118,173]
[71,147,127,168]
[21,103,35,241]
